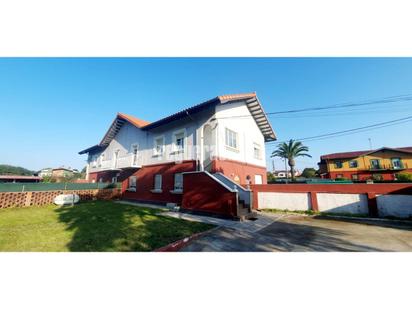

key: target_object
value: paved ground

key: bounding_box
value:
[180,213,412,252]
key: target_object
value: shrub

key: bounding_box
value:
[396,172,412,182]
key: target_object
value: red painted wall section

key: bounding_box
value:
[89,169,137,183]
[182,172,238,218]
[212,158,267,185]
[122,160,197,205]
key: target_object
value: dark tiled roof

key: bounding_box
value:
[79,92,277,154]
[321,147,412,160]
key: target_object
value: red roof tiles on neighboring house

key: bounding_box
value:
[321,147,412,160]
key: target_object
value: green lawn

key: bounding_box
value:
[0,201,213,252]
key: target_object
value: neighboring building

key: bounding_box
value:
[37,168,53,178]
[273,169,300,178]
[51,167,80,182]
[0,175,41,183]
[318,147,412,181]
[79,93,276,208]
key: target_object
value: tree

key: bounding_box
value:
[0,164,35,176]
[271,140,312,182]
[301,167,317,179]
[267,172,276,184]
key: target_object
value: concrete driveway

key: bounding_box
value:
[180,213,412,252]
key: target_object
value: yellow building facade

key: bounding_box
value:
[318,147,412,181]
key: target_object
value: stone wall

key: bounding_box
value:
[0,188,121,209]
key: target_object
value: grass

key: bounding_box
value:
[0,201,214,252]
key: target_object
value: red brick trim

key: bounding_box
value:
[212,157,266,170]
[310,192,319,212]
[154,228,217,252]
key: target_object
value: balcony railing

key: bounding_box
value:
[91,155,141,172]
[367,162,407,171]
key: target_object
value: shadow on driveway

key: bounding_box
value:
[181,215,412,252]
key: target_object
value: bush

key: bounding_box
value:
[396,172,412,182]
[335,177,349,181]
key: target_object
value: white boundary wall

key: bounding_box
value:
[317,193,368,215]
[377,195,412,218]
[258,192,311,211]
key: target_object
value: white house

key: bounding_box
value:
[79,92,276,211]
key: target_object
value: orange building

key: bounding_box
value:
[318,147,412,181]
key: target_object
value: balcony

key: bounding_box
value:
[91,155,141,172]
[367,162,407,171]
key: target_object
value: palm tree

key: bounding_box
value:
[271,139,312,182]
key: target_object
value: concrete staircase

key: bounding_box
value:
[212,172,256,221]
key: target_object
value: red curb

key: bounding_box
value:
[154,227,218,252]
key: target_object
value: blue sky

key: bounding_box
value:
[1,58,412,172]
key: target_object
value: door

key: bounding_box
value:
[254,174,263,184]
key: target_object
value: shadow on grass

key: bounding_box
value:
[55,201,212,252]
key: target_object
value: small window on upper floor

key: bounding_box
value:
[253,143,262,160]
[173,131,185,152]
[334,160,343,169]
[153,136,165,156]
[225,128,238,150]
[349,160,358,168]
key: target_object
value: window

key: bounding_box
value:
[254,175,263,184]
[91,155,98,168]
[391,157,402,169]
[336,174,343,179]
[153,136,165,156]
[173,131,185,152]
[351,174,359,181]
[334,160,343,169]
[253,143,262,160]
[111,176,117,184]
[154,174,162,190]
[349,160,358,168]
[131,144,138,166]
[128,176,137,191]
[174,173,183,191]
[370,159,381,169]
[225,128,238,149]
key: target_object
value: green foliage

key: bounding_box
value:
[335,177,349,181]
[301,168,317,178]
[396,172,412,182]
[0,164,35,176]
[271,140,311,182]
[267,172,276,184]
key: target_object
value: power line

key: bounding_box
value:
[214,93,412,120]
[267,115,412,146]
[266,94,412,115]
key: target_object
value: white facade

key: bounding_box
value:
[214,102,266,168]
[85,98,271,175]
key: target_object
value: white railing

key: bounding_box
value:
[89,155,141,172]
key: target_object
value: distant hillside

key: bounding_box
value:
[0,164,35,176]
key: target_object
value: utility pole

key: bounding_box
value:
[368,138,373,150]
